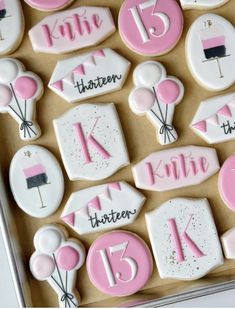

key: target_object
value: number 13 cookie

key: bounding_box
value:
[118,0,184,56]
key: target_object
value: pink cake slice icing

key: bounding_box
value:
[23,164,46,178]
[202,36,225,49]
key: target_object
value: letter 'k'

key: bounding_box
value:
[168,215,205,263]
[73,117,111,164]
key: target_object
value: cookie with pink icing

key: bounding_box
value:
[118,0,184,56]
[86,230,153,297]
[132,145,220,192]
[129,61,184,145]
[218,154,235,212]
[24,0,74,12]
[29,7,116,54]
[0,58,43,141]
[30,224,86,308]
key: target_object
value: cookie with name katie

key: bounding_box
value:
[186,14,235,91]
[30,224,86,308]
[146,198,224,280]
[53,103,130,181]
[86,230,153,296]
[29,7,116,54]
[24,0,74,12]
[49,48,131,103]
[0,0,24,55]
[61,181,146,235]
[191,92,235,144]
[180,0,230,10]
[0,58,43,141]
[129,61,184,145]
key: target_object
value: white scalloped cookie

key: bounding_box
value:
[24,0,74,12]
[180,0,230,10]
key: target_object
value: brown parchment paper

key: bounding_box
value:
[1,0,235,307]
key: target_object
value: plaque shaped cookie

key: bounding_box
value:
[53,103,130,181]
[0,0,24,55]
[49,48,131,103]
[132,146,220,192]
[221,228,235,259]
[146,198,224,280]
[10,145,64,218]
[129,61,184,145]
[191,92,235,144]
[180,0,230,10]
[186,14,235,91]
[30,224,86,308]
[29,7,116,54]
[61,181,145,235]
[0,58,43,141]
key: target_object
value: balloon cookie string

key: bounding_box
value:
[152,87,176,144]
[52,253,78,308]
[9,84,37,139]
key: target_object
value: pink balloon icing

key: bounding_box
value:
[132,87,155,111]
[31,254,55,279]
[156,79,180,104]
[0,84,12,108]
[56,246,80,271]
[14,76,38,100]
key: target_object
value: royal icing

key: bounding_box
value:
[53,103,129,181]
[30,224,86,308]
[86,231,153,296]
[132,146,220,192]
[221,228,235,259]
[0,58,43,141]
[10,145,64,218]
[118,0,184,56]
[186,14,235,91]
[129,61,184,145]
[218,154,235,212]
[48,48,131,103]
[146,198,224,280]
[29,7,115,54]
[180,0,230,10]
[24,0,74,12]
[191,92,235,144]
[61,181,145,235]
[0,0,24,55]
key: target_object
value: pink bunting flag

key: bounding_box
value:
[88,196,101,211]
[63,72,74,85]
[77,206,89,218]
[99,187,112,201]
[207,114,219,126]
[61,213,75,226]
[217,105,232,118]
[192,120,207,132]
[92,50,105,58]
[73,64,85,76]
[51,80,63,92]
[84,56,96,67]
[109,182,121,191]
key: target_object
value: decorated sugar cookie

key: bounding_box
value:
[129,61,184,145]
[0,0,24,55]
[221,228,235,259]
[10,145,64,218]
[132,146,220,192]
[146,198,224,280]
[186,14,235,91]
[191,92,235,144]
[29,7,116,54]
[30,224,85,308]
[0,58,43,141]
[24,0,74,12]
[86,230,153,296]
[218,154,235,212]
[49,48,131,103]
[53,103,129,181]
[118,0,184,56]
[61,182,145,235]
[180,0,230,10]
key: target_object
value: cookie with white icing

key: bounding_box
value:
[191,92,235,144]
[186,14,235,91]
[30,224,85,308]
[29,7,116,54]
[0,0,24,55]
[129,61,184,145]
[53,103,130,181]
[10,145,64,218]
[48,48,131,103]
[0,58,43,141]
[180,0,230,10]
[61,181,145,235]
[24,0,74,12]
[146,198,224,280]
[221,228,235,259]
